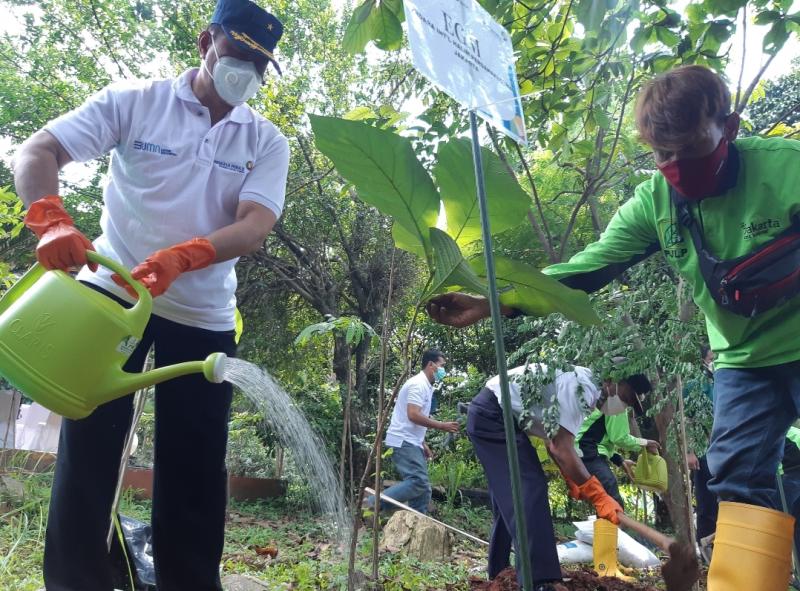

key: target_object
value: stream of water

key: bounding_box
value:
[222,357,350,548]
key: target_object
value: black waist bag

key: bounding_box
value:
[675,196,800,317]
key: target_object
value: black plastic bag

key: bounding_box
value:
[118,514,156,590]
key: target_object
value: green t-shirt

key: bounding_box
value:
[576,408,645,459]
[544,136,800,369]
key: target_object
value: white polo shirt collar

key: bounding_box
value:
[172,68,254,125]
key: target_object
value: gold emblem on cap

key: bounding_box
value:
[267,23,273,31]
[230,30,275,60]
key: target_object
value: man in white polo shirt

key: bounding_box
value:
[12,1,288,589]
[466,363,651,590]
[380,349,459,514]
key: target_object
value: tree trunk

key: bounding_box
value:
[654,396,693,541]
[332,334,350,385]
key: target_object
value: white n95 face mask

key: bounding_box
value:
[600,384,628,416]
[203,37,261,107]
[600,395,628,416]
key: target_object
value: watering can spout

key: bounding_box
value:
[205,352,228,384]
[115,353,228,394]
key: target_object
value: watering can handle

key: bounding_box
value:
[0,252,152,335]
[85,251,153,330]
[86,251,149,301]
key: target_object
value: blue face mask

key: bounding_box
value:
[435,367,447,381]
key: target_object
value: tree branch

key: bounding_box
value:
[736,52,778,113]
[557,191,591,262]
[763,101,800,136]
[89,0,127,79]
[595,63,637,186]
[514,142,557,262]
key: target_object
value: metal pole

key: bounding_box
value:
[469,110,534,591]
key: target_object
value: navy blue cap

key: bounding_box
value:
[211,0,283,75]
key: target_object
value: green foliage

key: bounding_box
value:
[746,63,800,133]
[310,114,599,325]
[427,228,487,298]
[0,465,152,591]
[0,187,24,239]
[429,453,487,509]
[131,403,155,468]
[471,256,600,326]
[379,553,471,590]
[0,186,25,287]
[294,315,378,348]
[509,259,707,439]
[309,114,439,261]
[227,412,277,478]
[0,472,49,588]
[342,0,405,55]
[682,375,715,456]
[434,138,531,247]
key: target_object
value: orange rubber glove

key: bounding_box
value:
[24,195,97,271]
[577,475,623,524]
[112,238,216,298]
[557,467,581,500]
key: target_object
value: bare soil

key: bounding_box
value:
[468,567,661,591]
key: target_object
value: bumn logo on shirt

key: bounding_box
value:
[133,139,177,157]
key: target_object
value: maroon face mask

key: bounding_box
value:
[657,137,729,201]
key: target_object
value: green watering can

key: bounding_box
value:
[0,251,227,420]
[632,449,669,493]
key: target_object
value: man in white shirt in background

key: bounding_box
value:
[13,1,289,589]
[379,349,459,514]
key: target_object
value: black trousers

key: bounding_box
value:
[582,454,625,510]
[466,388,562,585]
[43,286,237,591]
[694,455,719,543]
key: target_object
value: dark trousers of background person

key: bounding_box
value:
[779,469,800,554]
[694,455,719,543]
[466,388,562,585]
[43,285,237,591]
[581,454,625,510]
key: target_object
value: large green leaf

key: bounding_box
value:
[470,256,600,326]
[370,2,404,51]
[342,0,404,55]
[433,138,531,247]
[427,228,487,297]
[342,0,376,55]
[575,0,611,31]
[310,115,439,259]
[382,0,405,19]
[763,19,790,55]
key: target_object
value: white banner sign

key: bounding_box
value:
[403,0,527,144]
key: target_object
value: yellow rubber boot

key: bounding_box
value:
[593,518,634,580]
[708,501,795,591]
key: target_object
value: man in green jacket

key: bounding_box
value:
[427,65,800,590]
[576,407,660,509]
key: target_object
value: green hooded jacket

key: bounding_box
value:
[543,137,800,370]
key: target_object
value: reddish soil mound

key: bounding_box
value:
[469,567,660,591]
